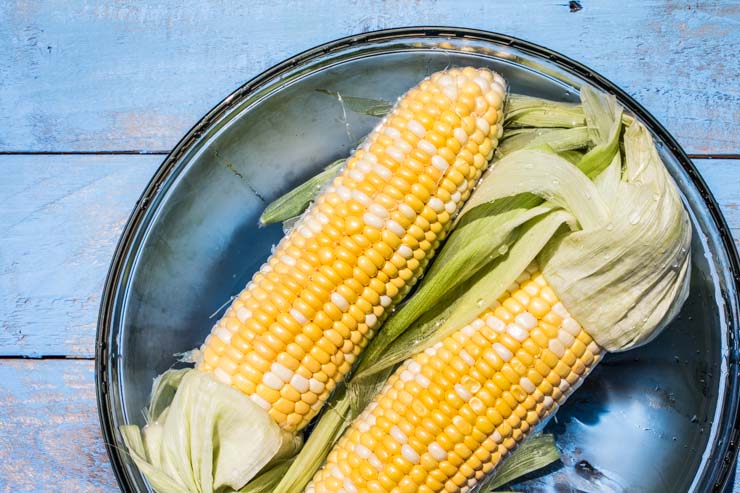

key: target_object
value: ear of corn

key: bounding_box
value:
[306,265,602,493]
[123,66,508,493]
[197,67,507,433]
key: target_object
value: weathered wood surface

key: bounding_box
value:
[1,156,737,359]
[0,0,738,155]
[0,155,162,358]
[0,359,118,492]
[1,0,739,491]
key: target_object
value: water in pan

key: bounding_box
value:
[101,34,737,493]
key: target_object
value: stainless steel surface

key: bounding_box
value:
[97,29,740,492]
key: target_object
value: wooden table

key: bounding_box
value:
[1,1,738,491]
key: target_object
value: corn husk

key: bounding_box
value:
[316,90,393,117]
[482,433,561,491]
[497,126,590,156]
[121,370,301,493]
[541,120,692,351]
[505,94,585,128]
[355,207,575,379]
[235,460,291,493]
[259,158,344,225]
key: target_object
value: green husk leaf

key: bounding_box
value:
[482,434,561,491]
[497,126,590,156]
[459,149,609,231]
[236,460,292,493]
[145,368,190,424]
[356,209,573,378]
[355,194,547,373]
[558,149,585,165]
[316,89,393,117]
[273,387,352,493]
[576,85,623,178]
[259,159,344,225]
[347,366,394,419]
[121,370,300,493]
[505,95,585,129]
[541,121,692,351]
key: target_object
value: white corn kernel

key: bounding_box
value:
[290,373,309,393]
[363,212,384,229]
[429,442,447,461]
[428,197,445,213]
[493,343,513,361]
[515,312,537,330]
[250,394,270,411]
[549,339,566,358]
[271,363,293,383]
[408,120,426,137]
[263,372,283,390]
[236,307,252,322]
[401,444,420,464]
[418,139,437,155]
[331,292,350,312]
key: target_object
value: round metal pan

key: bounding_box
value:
[96,27,740,492]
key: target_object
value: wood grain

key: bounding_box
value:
[1,156,738,359]
[0,155,161,358]
[0,0,738,154]
[0,359,118,492]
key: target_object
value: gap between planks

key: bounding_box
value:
[0,151,738,159]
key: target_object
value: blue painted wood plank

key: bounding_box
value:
[0,0,738,154]
[1,156,738,358]
[0,155,161,357]
[0,359,118,492]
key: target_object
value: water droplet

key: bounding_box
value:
[605,223,614,231]
[498,244,509,255]
[551,179,560,186]
[629,211,640,225]
[476,299,485,308]
[525,163,533,169]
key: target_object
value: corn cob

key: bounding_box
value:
[198,67,507,432]
[306,263,603,493]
